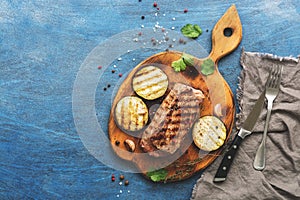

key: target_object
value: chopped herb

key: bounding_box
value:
[181,24,202,39]
[201,58,215,75]
[171,58,186,72]
[146,169,168,182]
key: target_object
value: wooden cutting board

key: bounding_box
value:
[108,5,242,182]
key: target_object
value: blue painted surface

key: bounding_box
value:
[1,0,299,199]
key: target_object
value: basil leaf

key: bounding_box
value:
[181,23,202,39]
[171,58,186,72]
[201,58,215,75]
[182,53,194,66]
[146,169,168,182]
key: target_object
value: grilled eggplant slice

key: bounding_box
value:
[132,66,168,100]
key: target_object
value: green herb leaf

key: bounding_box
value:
[182,53,194,66]
[201,58,215,76]
[193,24,202,35]
[171,58,186,72]
[146,169,168,182]
[181,24,203,39]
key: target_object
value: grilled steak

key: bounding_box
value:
[140,83,204,157]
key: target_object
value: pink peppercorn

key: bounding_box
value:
[184,8,188,13]
[153,2,157,7]
[111,174,115,181]
[119,73,123,77]
[98,66,102,69]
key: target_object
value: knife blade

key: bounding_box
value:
[213,90,265,183]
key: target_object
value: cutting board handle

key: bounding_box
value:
[209,5,242,64]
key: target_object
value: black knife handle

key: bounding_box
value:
[213,133,243,183]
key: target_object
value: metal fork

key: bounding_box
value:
[253,65,283,171]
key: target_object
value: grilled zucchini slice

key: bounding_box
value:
[192,116,227,151]
[114,96,148,132]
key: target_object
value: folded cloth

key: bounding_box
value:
[191,51,300,200]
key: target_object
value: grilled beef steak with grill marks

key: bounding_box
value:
[140,83,204,157]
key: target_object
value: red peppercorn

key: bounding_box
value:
[153,2,157,7]
[184,8,188,13]
[119,73,123,77]
[111,174,115,181]
[98,66,102,69]
[157,7,160,10]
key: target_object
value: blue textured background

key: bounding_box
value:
[1,0,299,199]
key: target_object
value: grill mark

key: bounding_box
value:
[135,79,168,94]
[120,98,126,129]
[134,101,139,130]
[128,99,133,130]
[134,67,158,78]
[134,73,165,86]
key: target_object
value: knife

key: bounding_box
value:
[213,90,265,182]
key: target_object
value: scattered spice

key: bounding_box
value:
[153,2,157,7]
[97,66,102,69]
[124,180,129,186]
[120,175,124,180]
[104,87,107,91]
[115,140,120,146]
[118,73,123,77]
[184,8,188,13]
[107,84,111,88]
[112,70,116,73]
[141,15,145,20]
[111,174,115,182]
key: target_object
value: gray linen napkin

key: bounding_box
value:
[191,51,300,200]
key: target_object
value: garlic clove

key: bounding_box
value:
[124,139,136,152]
[214,103,223,117]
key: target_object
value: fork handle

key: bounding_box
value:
[253,101,273,170]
